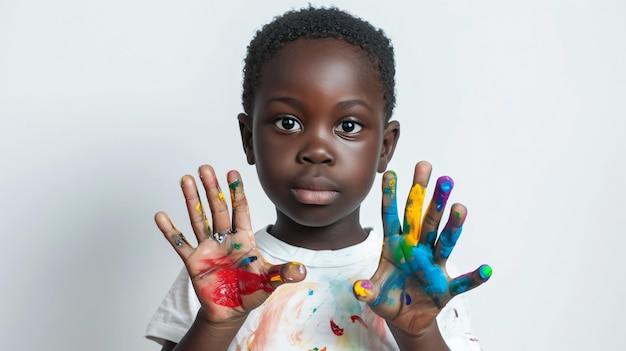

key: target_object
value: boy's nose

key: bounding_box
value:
[297,133,335,165]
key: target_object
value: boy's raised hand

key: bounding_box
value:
[353,161,491,336]
[155,165,306,324]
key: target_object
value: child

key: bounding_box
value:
[146,6,491,351]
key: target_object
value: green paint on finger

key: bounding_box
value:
[229,179,240,191]
[479,264,493,279]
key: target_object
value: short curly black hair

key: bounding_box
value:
[242,6,396,120]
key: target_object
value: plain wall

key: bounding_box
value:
[1,0,624,350]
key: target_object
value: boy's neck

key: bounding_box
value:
[268,210,368,250]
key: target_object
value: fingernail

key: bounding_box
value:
[289,262,305,275]
[479,264,493,279]
[435,176,454,211]
[280,262,306,282]
[354,280,373,297]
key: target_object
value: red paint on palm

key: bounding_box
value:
[202,268,276,307]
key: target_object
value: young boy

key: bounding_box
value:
[147,6,491,351]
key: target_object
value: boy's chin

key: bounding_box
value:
[278,205,357,228]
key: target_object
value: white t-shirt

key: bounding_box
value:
[146,226,483,350]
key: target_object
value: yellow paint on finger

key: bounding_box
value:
[218,191,226,203]
[404,183,427,246]
[269,273,283,282]
[353,281,373,297]
[389,178,397,197]
[193,202,211,230]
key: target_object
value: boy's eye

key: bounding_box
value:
[274,116,302,132]
[335,120,362,134]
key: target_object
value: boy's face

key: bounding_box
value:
[239,38,399,228]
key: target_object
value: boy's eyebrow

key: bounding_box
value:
[267,97,374,112]
[336,99,374,112]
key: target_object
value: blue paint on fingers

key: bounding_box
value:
[438,226,463,259]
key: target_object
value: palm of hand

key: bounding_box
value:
[155,166,306,323]
[183,229,272,321]
[353,165,491,335]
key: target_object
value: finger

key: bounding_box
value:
[381,171,401,237]
[180,175,212,243]
[226,171,252,235]
[412,161,433,188]
[353,279,379,304]
[198,165,232,235]
[420,176,454,248]
[154,211,194,259]
[433,203,467,263]
[354,259,403,318]
[402,161,431,245]
[263,262,307,291]
[449,264,493,296]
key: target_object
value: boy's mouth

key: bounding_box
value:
[291,188,339,205]
[290,177,340,205]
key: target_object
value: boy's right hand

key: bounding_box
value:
[154,165,306,324]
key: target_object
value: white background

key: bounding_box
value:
[1,0,624,350]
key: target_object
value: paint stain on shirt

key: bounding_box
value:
[330,319,344,336]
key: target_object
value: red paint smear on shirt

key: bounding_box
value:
[330,319,344,336]
[350,315,368,328]
[201,268,275,307]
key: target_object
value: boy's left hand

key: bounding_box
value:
[353,161,492,336]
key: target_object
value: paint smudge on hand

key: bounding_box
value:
[202,268,276,307]
[403,183,427,246]
[434,177,453,211]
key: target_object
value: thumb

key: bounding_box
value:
[264,262,307,291]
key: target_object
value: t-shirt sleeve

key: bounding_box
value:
[145,266,200,346]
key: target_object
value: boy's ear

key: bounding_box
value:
[377,120,400,173]
[238,113,255,165]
